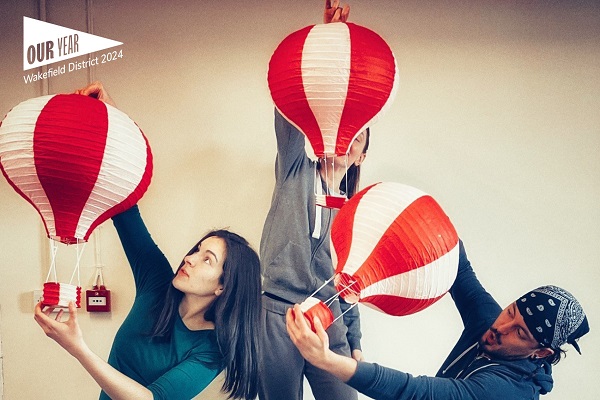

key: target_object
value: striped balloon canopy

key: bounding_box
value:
[0,94,153,245]
[267,22,399,158]
[331,182,459,316]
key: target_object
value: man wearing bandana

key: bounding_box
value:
[286,241,590,399]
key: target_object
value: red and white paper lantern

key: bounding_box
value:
[331,182,459,316]
[0,93,153,244]
[268,22,399,208]
[268,22,399,158]
[0,94,153,307]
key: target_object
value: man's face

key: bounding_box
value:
[479,302,553,360]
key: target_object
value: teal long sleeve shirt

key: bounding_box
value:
[100,205,222,400]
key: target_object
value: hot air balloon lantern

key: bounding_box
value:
[0,93,153,308]
[298,182,460,332]
[268,22,399,208]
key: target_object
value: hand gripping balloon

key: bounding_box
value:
[0,94,153,308]
[268,22,399,208]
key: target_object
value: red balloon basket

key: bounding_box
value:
[315,194,347,209]
[298,297,334,332]
[42,282,81,308]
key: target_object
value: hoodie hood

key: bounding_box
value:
[493,357,554,395]
[441,343,554,396]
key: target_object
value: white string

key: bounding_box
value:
[336,279,360,297]
[93,228,105,287]
[309,275,360,324]
[343,156,348,196]
[332,301,359,324]
[312,164,323,239]
[45,239,59,282]
[68,241,86,286]
[324,155,330,194]
[309,275,335,298]
[324,280,360,306]
[94,266,105,287]
[323,291,341,306]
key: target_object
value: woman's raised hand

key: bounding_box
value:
[74,81,116,107]
[324,0,350,24]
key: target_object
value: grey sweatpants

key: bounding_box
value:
[258,295,358,400]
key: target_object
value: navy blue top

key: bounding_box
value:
[347,241,554,400]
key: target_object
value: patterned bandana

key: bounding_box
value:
[516,285,589,354]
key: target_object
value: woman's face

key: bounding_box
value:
[335,130,367,169]
[172,236,227,298]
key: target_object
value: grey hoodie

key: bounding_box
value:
[260,110,361,351]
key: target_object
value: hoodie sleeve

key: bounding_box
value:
[347,361,543,400]
[448,240,501,329]
[273,109,309,185]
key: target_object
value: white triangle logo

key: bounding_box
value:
[23,17,123,71]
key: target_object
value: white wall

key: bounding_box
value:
[0,1,598,399]
[0,305,3,400]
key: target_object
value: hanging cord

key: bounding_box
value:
[343,156,348,196]
[306,277,360,324]
[308,276,360,306]
[92,228,105,287]
[332,301,359,324]
[322,279,359,307]
[312,164,323,239]
[309,276,335,298]
[330,279,360,323]
[336,279,360,298]
[45,238,59,283]
[324,154,349,197]
[68,241,85,287]
[92,265,105,288]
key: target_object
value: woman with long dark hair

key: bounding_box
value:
[34,83,261,400]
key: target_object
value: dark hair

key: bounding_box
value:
[151,230,261,400]
[544,347,566,365]
[339,127,370,198]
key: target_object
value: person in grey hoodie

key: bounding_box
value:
[286,240,589,400]
[258,4,370,396]
[258,104,369,399]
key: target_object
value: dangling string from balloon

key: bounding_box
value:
[45,239,85,288]
[46,239,59,284]
[92,227,106,289]
[301,274,360,329]
[68,241,85,288]
[42,238,84,308]
[314,154,350,209]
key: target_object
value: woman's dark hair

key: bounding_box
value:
[151,230,261,400]
[339,127,370,198]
